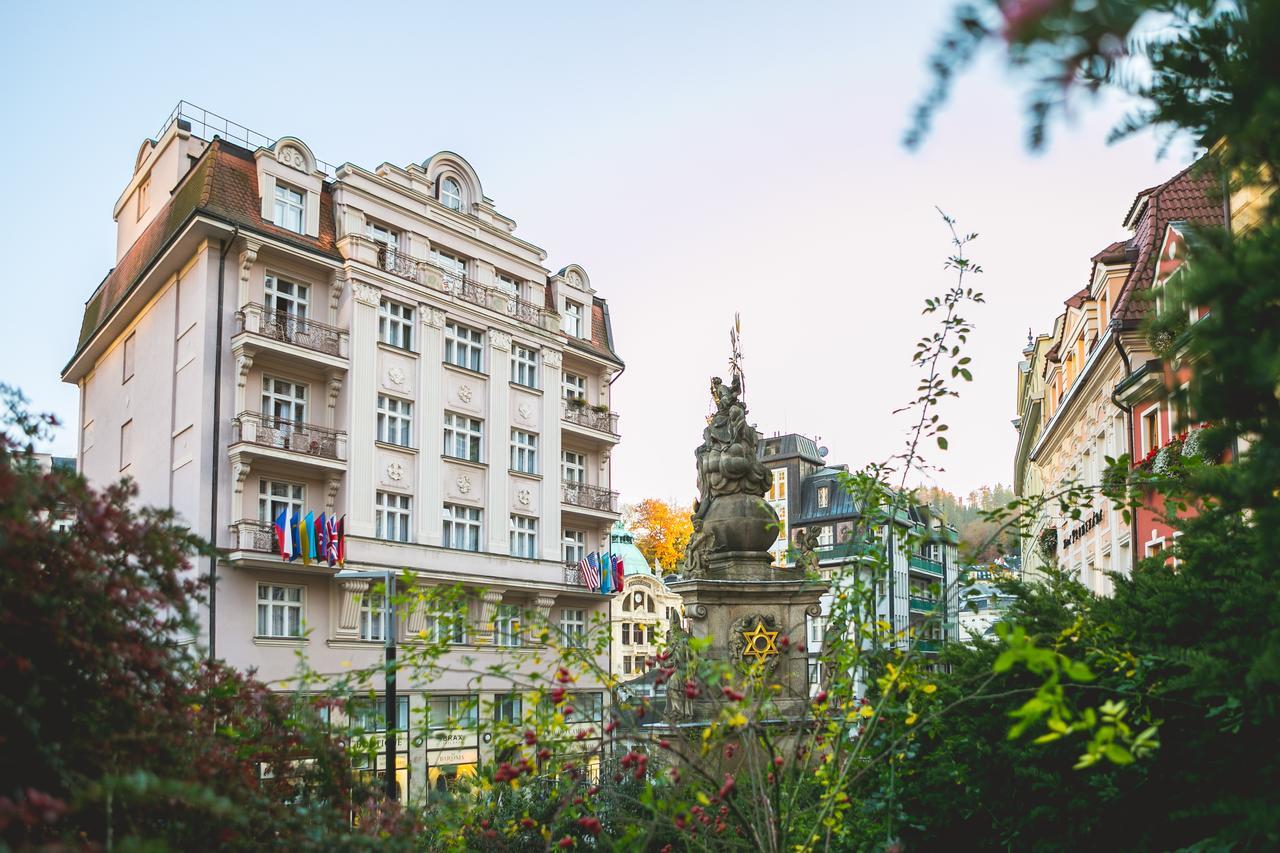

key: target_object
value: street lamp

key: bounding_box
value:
[335,568,398,801]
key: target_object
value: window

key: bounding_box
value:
[562,300,584,337]
[273,182,305,233]
[562,372,586,401]
[265,275,309,318]
[257,583,302,638]
[563,529,585,564]
[425,606,467,644]
[359,592,386,642]
[623,656,632,674]
[510,515,537,558]
[493,693,522,725]
[136,175,150,220]
[510,430,538,474]
[431,248,467,287]
[818,525,835,547]
[443,413,483,462]
[444,322,483,372]
[262,377,306,424]
[621,623,631,645]
[350,696,409,733]
[375,491,411,542]
[560,608,586,647]
[122,332,136,383]
[511,345,539,388]
[379,299,414,350]
[368,221,400,269]
[440,177,463,211]
[648,624,658,644]
[817,485,831,508]
[377,396,413,447]
[119,420,133,471]
[428,695,478,730]
[1142,407,1161,455]
[258,479,303,525]
[806,615,826,653]
[443,504,481,551]
[562,450,586,484]
[496,273,522,298]
[495,604,521,647]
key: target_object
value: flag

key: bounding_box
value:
[293,512,305,563]
[598,552,612,594]
[274,507,290,558]
[612,554,625,592]
[580,553,599,591]
[337,515,346,566]
[316,512,328,564]
[326,515,339,566]
[302,512,316,564]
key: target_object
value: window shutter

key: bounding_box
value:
[305,189,321,238]
[259,173,276,222]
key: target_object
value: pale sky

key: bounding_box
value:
[0,2,1195,504]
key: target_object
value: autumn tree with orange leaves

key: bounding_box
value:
[624,498,693,573]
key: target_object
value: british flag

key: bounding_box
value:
[581,552,601,591]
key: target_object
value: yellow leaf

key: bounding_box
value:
[905,713,918,726]
[922,684,937,694]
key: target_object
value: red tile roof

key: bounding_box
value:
[71,139,340,359]
[544,282,623,365]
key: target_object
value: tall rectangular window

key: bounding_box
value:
[496,273,522,298]
[818,525,834,547]
[379,299,414,350]
[431,248,467,285]
[257,583,302,638]
[495,604,521,647]
[262,376,307,423]
[359,592,385,642]
[443,504,482,551]
[510,430,538,474]
[444,322,483,372]
[122,332,136,383]
[119,420,133,471]
[511,345,539,388]
[443,413,483,462]
[1142,408,1160,455]
[621,623,631,645]
[136,175,150,220]
[258,479,303,524]
[377,395,413,447]
[561,608,586,647]
[425,606,467,644]
[562,450,586,483]
[273,183,305,233]
[493,693,523,725]
[510,515,537,558]
[562,373,586,401]
[816,485,830,508]
[265,275,309,318]
[562,300,583,337]
[563,529,585,564]
[375,491,411,542]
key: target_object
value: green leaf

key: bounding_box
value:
[937,436,949,450]
[1103,744,1135,765]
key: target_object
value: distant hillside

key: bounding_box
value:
[919,484,1019,562]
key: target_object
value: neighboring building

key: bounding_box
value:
[1018,163,1220,593]
[1013,323,1058,580]
[607,520,683,679]
[28,453,77,532]
[956,564,1019,642]
[758,434,960,695]
[61,103,624,798]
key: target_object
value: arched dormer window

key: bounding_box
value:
[440,177,463,211]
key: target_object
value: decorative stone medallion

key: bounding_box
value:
[276,145,307,170]
[517,402,533,421]
[457,384,474,404]
[387,366,406,387]
[386,461,404,482]
[456,474,472,494]
[516,488,532,506]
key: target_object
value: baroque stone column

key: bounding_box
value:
[486,330,513,554]
[348,281,380,537]
[476,588,505,645]
[540,349,564,562]
[532,593,559,644]
[336,579,370,635]
[418,306,446,546]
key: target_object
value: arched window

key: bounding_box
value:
[440,177,463,211]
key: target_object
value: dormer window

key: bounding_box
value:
[562,300,584,338]
[817,486,830,508]
[273,183,305,233]
[136,175,150,221]
[440,177,463,211]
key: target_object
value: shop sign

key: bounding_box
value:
[1062,509,1104,550]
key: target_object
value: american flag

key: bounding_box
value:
[581,552,601,591]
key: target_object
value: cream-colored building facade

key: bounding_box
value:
[62,104,624,798]
[1013,322,1058,580]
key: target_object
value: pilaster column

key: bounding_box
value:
[236,239,260,309]
[418,306,446,545]
[532,593,558,645]
[336,579,370,633]
[348,282,381,538]
[487,330,513,554]
[477,588,505,645]
[540,349,564,561]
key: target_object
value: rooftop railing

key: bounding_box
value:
[158,101,339,176]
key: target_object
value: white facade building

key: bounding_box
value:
[62,104,624,798]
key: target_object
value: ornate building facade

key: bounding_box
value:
[62,103,624,798]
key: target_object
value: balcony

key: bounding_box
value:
[376,245,421,282]
[915,639,942,654]
[909,597,937,613]
[229,519,278,554]
[235,304,348,361]
[231,412,348,471]
[561,481,619,514]
[908,554,943,576]
[564,563,584,586]
[562,400,620,436]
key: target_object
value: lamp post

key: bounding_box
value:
[335,569,398,801]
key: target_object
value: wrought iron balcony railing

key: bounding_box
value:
[236,304,347,358]
[564,563,584,586]
[505,293,544,325]
[229,519,278,553]
[561,480,619,513]
[562,401,620,435]
[233,412,347,462]
[376,245,421,282]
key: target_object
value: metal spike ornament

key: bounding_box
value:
[729,312,745,404]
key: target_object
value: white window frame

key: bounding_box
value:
[375,491,412,543]
[816,486,830,508]
[510,429,538,474]
[265,274,309,318]
[359,592,386,642]
[442,503,482,551]
[561,450,586,484]
[273,182,305,233]
[493,692,522,724]
[495,604,522,647]
[426,606,468,644]
[562,372,586,401]
[379,299,414,351]
[443,412,483,462]
[122,332,136,383]
[563,529,585,564]
[560,608,586,647]
[261,376,306,424]
[258,478,304,524]
[257,583,303,638]
[377,395,413,447]
[510,514,537,558]
[817,525,835,547]
[1142,406,1161,455]
[562,300,584,338]
[496,272,523,298]
[136,175,150,220]
[444,322,484,372]
[440,177,463,211]
[511,345,539,388]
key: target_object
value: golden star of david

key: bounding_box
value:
[741,622,779,662]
